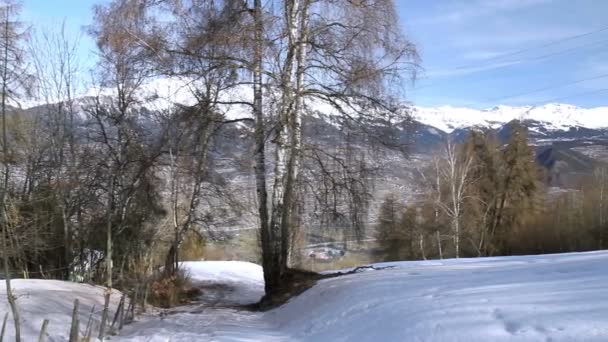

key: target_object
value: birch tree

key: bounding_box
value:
[435,139,474,258]
[104,0,419,297]
[261,0,419,294]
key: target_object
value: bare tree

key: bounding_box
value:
[161,104,225,276]
[89,0,160,337]
[258,0,419,295]
[27,21,82,280]
[99,0,419,297]
[0,1,28,340]
[435,139,474,258]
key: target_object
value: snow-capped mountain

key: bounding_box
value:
[414,104,608,133]
[19,75,608,146]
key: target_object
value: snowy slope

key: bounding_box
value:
[116,251,608,341]
[415,104,608,133]
[271,252,608,341]
[0,279,123,341]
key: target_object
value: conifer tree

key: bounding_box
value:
[492,122,543,254]
[462,130,501,255]
[376,194,403,261]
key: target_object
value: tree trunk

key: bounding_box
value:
[61,208,71,280]
[436,231,443,259]
[252,0,276,295]
[99,173,114,340]
[1,6,20,340]
[453,217,460,258]
[280,0,309,270]
[106,174,114,289]
[419,235,426,260]
[1,216,20,342]
[270,0,307,283]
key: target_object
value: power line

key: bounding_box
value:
[426,25,608,74]
[416,40,608,90]
[479,72,608,105]
[534,88,608,105]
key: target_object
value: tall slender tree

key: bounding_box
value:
[492,122,543,254]
[0,1,28,340]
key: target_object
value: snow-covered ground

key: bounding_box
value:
[0,279,122,341]
[1,253,606,341]
[115,251,608,342]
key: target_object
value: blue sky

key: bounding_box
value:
[20,0,608,109]
[397,0,608,108]
[22,0,99,69]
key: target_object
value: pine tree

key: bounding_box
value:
[492,122,543,254]
[462,130,502,255]
[0,1,28,340]
[376,194,404,261]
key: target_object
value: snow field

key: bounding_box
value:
[0,279,123,341]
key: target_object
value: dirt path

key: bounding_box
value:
[112,272,291,341]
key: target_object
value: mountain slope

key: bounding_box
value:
[414,104,608,134]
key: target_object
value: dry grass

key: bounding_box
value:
[148,269,201,308]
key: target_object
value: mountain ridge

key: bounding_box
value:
[414,103,608,133]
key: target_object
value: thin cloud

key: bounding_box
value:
[425,60,522,79]
[412,0,553,25]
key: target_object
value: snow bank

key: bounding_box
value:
[0,279,122,341]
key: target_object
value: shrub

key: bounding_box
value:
[148,269,200,308]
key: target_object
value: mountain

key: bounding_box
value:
[20,78,608,144]
[19,81,608,192]
[536,144,602,187]
[413,104,608,134]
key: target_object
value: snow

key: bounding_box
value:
[181,261,264,305]
[274,252,608,341]
[115,251,608,341]
[15,75,608,135]
[115,261,271,341]
[415,104,608,133]
[0,279,123,341]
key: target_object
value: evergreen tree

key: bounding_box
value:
[376,194,405,261]
[493,122,543,254]
[462,130,502,255]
